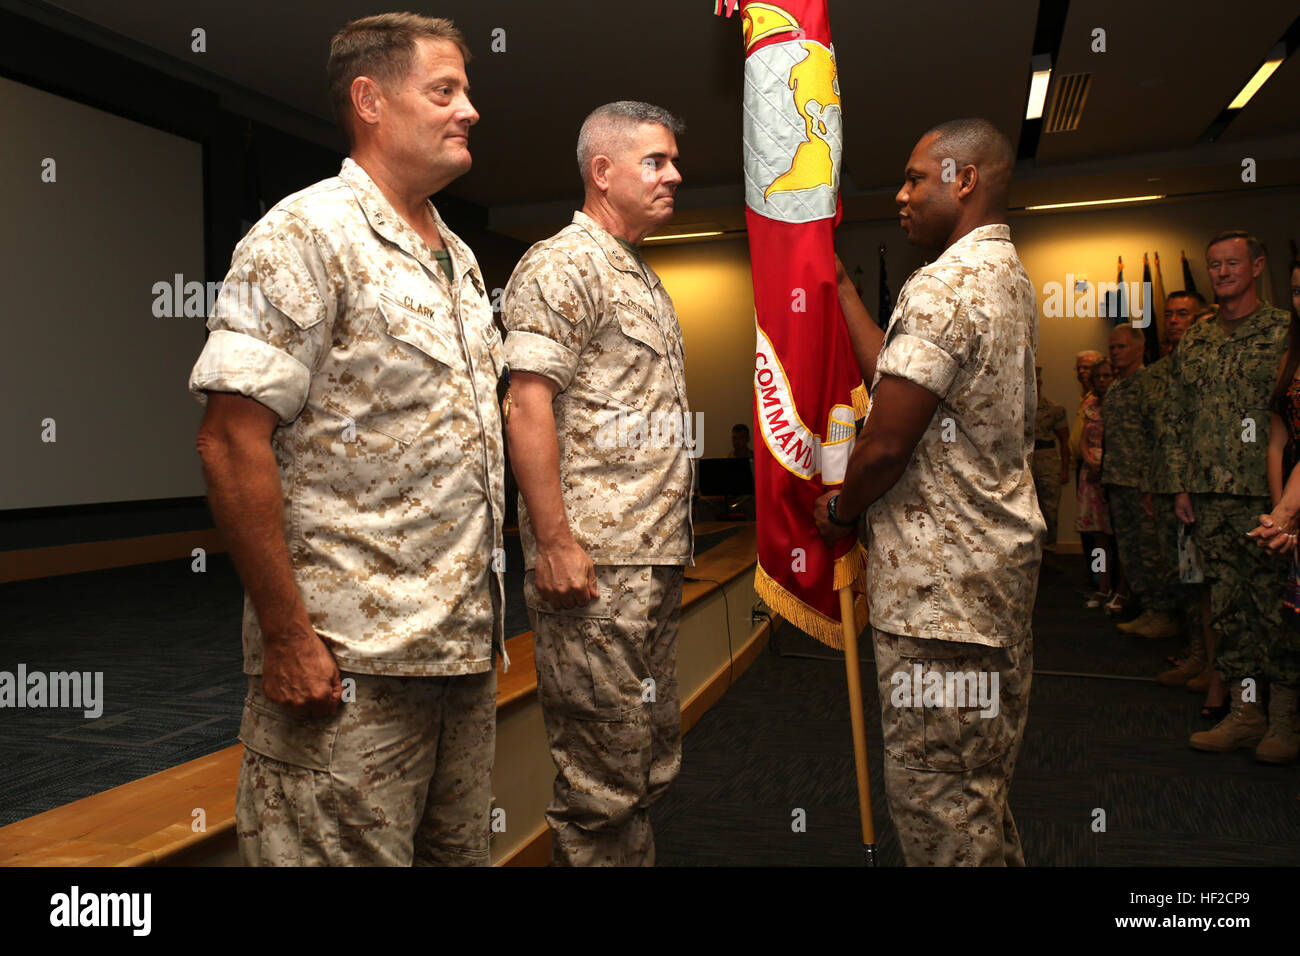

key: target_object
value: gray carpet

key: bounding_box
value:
[649,559,1300,866]
[4,551,1298,864]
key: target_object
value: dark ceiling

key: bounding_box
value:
[18,0,1300,240]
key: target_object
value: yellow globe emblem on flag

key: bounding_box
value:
[742,24,841,223]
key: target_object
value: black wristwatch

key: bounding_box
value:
[827,494,858,527]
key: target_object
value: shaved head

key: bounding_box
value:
[577,101,684,186]
[923,117,1015,200]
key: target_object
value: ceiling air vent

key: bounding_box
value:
[1044,73,1092,133]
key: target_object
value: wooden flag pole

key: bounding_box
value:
[838,586,877,865]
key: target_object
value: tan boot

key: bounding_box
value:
[1256,685,1300,765]
[1117,610,1154,634]
[1158,642,1207,686]
[1190,682,1266,752]
[1133,611,1182,639]
[1185,665,1216,693]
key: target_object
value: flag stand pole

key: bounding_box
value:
[838,586,877,866]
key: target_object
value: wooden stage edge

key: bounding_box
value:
[0,523,783,867]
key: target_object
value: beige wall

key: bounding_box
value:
[642,238,757,458]
[830,188,1299,547]
[642,188,1298,544]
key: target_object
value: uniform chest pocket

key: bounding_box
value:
[615,307,667,357]
[321,297,466,448]
[1229,340,1283,401]
[377,297,465,372]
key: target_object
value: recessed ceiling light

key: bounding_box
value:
[1228,43,1285,110]
[642,230,726,243]
[1023,194,1165,211]
[1025,53,1052,120]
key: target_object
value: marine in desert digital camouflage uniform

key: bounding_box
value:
[189,14,505,866]
[817,117,1042,866]
[502,101,695,866]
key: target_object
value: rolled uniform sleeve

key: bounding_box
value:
[501,251,597,391]
[188,212,333,423]
[875,275,973,399]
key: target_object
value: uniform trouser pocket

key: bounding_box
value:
[236,671,496,866]
[871,629,1033,866]
[872,629,1030,773]
[526,565,684,865]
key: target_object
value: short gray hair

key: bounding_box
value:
[1112,323,1146,346]
[576,101,684,184]
[1206,229,1265,262]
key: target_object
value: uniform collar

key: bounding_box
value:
[1215,301,1285,338]
[571,210,661,289]
[937,223,1012,262]
[339,158,483,293]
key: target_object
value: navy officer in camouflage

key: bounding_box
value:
[815,118,1042,866]
[502,102,695,866]
[1171,231,1293,754]
[190,14,505,866]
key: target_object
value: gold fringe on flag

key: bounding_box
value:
[755,544,868,649]
[850,382,870,420]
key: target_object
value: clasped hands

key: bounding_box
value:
[1247,509,1300,556]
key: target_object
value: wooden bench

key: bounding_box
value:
[0,524,769,867]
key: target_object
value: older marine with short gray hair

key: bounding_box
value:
[503,100,694,866]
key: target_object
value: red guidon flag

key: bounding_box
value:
[727,0,867,646]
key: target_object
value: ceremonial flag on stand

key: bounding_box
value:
[1180,249,1200,297]
[877,245,892,331]
[1106,255,1130,326]
[1151,251,1168,345]
[726,0,867,646]
[1140,254,1160,363]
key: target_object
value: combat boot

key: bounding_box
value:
[1185,665,1215,693]
[1157,640,1206,686]
[1255,685,1299,765]
[1117,610,1154,634]
[1190,683,1266,752]
[1132,611,1181,639]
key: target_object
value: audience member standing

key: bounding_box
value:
[1077,361,1114,605]
[1102,324,1160,623]
[1242,255,1300,763]
[1147,293,1213,681]
[1171,232,1291,754]
[1032,366,1070,570]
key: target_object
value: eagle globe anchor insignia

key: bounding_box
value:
[741,3,842,226]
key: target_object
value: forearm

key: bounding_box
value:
[835,429,910,519]
[839,277,884,385]
[1272,461,1300,528]
[1056,429,1070,472]
[1267,413,1286,507]
[197,432,309,639]
[505,395,573,549]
